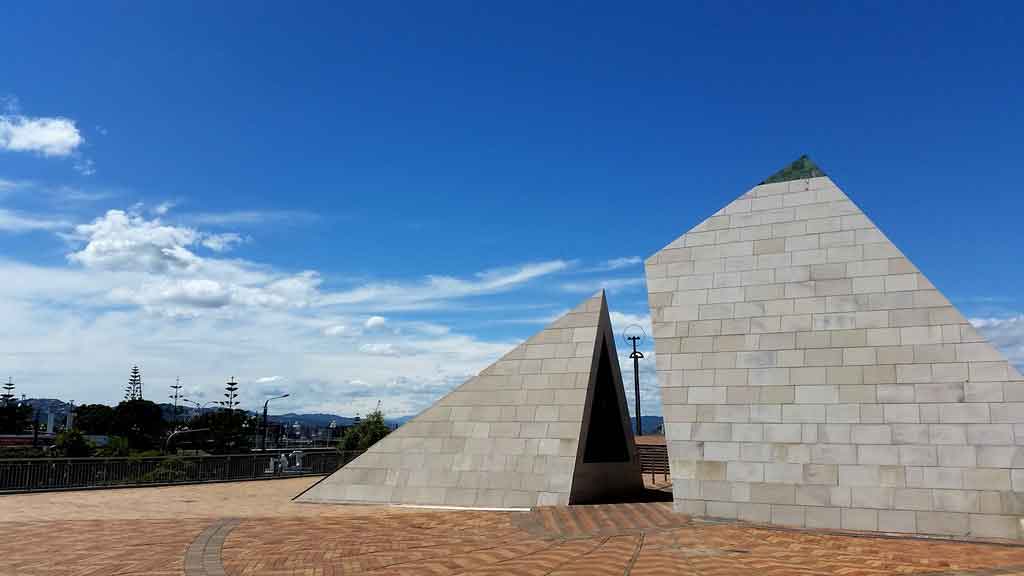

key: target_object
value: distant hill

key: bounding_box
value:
[630,415,664,435]
[20,399,459,431]
[22,398,72,415]
[268,413,354,427]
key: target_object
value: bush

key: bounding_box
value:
[54,429,93,457]
[339,409,390,452]
[95,436,131,457]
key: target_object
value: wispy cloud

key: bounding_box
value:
[200,232,245,252]
[322,260,573,311]
[560,276,644,294]
[182,210,318,226]
[595,256,642,271]
[0,208,71,233]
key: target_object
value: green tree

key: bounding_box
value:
[0,401,33,434]
[96,436,131,457]
[54,429,93,457]
[75,403,116,435]
[184,409,257,453]
[111,399,166,450]
[339,409,390,452]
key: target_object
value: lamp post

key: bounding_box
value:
[623,325,647,437]
[261,393,290,450]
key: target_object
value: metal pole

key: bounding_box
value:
[628,336,644,437]
[261,393,289,450]
[262,401,269,450]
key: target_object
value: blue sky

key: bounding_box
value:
[1,2,1022,416]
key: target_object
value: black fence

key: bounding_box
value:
[0,450,362,494]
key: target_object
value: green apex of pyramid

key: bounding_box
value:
[761,155,827,184]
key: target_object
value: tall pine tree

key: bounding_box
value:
[126,366,143,400]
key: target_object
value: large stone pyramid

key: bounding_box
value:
[299,291,643,508]
[645,159,1024,539]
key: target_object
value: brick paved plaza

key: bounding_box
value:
[5,477,1024,575]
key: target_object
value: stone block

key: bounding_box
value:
[915,383,964,403]
[878,510,917,533]
[813,444,858,466]
[765,463,804,484]
[851,487,894,509]
[852,425,892,444]
[771,505,806,527]
[727,462,765,483]
[932,489,979,513]
[738,503,772,523]
[783,404,826,423]
[749,483,796,504]
[894,488,932,511]
[970,515,1021,539]
[939,403,990,423]
[805,507,842,529]
[963,469,1011,491]
[842,508,878,531]
[915,512,969,536]
[795,385,839,404]
[858,445,899,465]
[899,445,937,466]
[938,445,977,467]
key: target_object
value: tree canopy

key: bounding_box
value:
[0,401,33,434]
[111,399,166,450]
[75,403,116,435]
[339,409,391,452]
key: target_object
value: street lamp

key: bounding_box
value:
[261,393,290,450]
[623,325,647,437]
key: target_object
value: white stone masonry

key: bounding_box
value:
[646,175,1024,539]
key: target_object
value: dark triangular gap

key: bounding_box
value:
[582,336,630,463]
[761,154,827,184]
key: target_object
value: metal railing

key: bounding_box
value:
[0,450,363,494]
[637,444,670,481]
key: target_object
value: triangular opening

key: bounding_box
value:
[761,154,827,184]
[582,335,630,463]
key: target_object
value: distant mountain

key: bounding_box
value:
[21,398,427,431]
[269,413,354,427]
[22,398,72,415]
[630,415,664,435]
[269,412,412,429]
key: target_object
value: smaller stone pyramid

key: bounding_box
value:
[298,291,643,508]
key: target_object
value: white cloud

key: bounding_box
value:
[67,210,202,272]
[153,202,175,216]
[0,201,590,416]
[0,209,70,233]
[0,114,84,157]
[0,178,19,193]
[74,157,96,176]
[971,316,1024,368]
[0,262,522,415]
[364,316,387,330]
[183,210,317,226]
[358,342,413,357]
[561,276,644,294]
[201,232,244,252]
[322,324,352,336]
[323,260,572,311]
[597,256,642,271]
[0,95,19,113]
